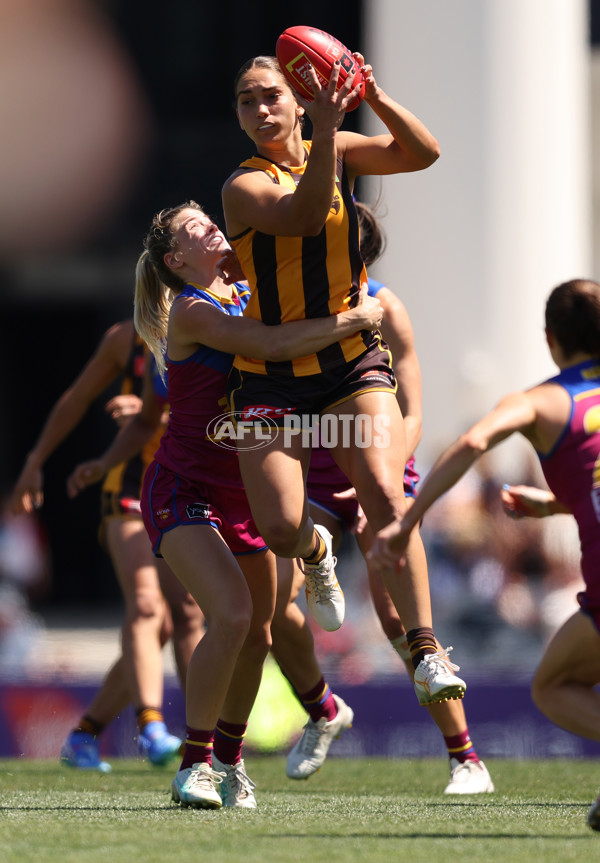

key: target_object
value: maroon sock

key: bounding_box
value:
[179,726,214,771]
[406,627,438,669]
[213,719,247,765]
[444,729,479,763]
[298,678,337,723]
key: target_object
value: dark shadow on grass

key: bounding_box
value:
[257,833,593,840]
[0,805,181,813]
[429,802,587,808]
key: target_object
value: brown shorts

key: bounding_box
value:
[228,341,396,429]
[98,491,143,550]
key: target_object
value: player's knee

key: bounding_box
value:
[169,594,203,628]
[362,475,407,526]
[127,589,164,623]
[213,605,252,651]
[242,624,272,665]
[159,614,174,647]
[259,520,303,557]
[530,671,553,713]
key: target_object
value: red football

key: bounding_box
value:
[276,25,365,112]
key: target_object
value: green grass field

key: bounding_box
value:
[1,757,599,863]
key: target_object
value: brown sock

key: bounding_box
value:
[406,627,438,669]
[302,529,326,565]
[75,715,105,737]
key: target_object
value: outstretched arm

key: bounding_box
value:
[377,287,422,458]
[67,365,164,498]
[367,390,538,573]
[11,321,133,513]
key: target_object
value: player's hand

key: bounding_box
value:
[350,502,368,536]
[298,60,361,131]
[105,394,142,427]
[366,519,411,574]
[66,460,107,498]
[500,484,554,519]
[10,463,44,514]
[353,53,378,101]
[216,248,246,285]
[354,285,383,330]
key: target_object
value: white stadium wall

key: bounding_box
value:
[361,0,592,469]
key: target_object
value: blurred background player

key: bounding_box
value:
[11,318,204,770]
[271,201,493,794]
[0,489,52,675]
[367,278,600,826]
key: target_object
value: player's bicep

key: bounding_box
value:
[67,320,132,400]
[67,348,127,404]
[172,298,255,356]
[223,173,293,236]
[339,131,408,178]
[476,393,538,449]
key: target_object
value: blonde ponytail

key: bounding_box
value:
[134,200,205,379]
[134,250,173,379]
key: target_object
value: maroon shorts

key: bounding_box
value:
[141,462,267,557]
[308,489,360,532]
[403,456,420,500]
[307,452,421,532]
[577,591,600,634]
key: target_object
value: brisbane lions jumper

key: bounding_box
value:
[140,284,266,556]
[538,359,600,612]
[229,141,378,378]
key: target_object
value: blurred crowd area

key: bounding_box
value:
[308,439,582,686]
[0,492,52,677]
[0,439,582,684]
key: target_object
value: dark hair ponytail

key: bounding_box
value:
[545,279,600,359]
[355,200,386,268]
